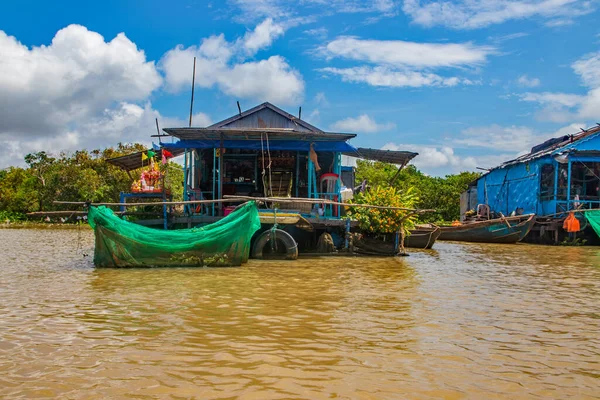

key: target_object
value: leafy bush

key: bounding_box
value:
[348,186,419,236]
[0,211,26,222]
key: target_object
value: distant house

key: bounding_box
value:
[470,124,600,217]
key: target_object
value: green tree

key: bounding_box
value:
[355,160,480,223]
[0,144,183,217]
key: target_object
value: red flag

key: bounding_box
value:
[162,149,173,158]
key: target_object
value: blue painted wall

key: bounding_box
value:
[477,157,553,215]
[475,131,600,216]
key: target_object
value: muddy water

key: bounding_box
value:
[0,229,599,399]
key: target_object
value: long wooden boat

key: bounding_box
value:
[87,201,262,267]
[438,214,535,244]
[404,226,441,249]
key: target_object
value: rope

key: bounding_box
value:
[270,208,279,252]
[261,133,267,197]
[266,133,273,197]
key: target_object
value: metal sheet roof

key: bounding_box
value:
[209,102,322,133]
[162,127,356,142]
[346,147,418,165]
[106,148,185,172]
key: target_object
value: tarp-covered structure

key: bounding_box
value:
[474,125,600,217]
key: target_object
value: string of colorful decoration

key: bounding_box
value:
[132,145,174,193]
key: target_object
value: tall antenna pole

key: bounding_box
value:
[189,57,196,127]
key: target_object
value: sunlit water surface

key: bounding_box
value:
[0,229,599,399]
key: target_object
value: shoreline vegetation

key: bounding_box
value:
[0,144,479,227]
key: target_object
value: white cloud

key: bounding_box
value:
[160,22,304,105]
[517,74,540,87]
[518,51,600,122]
[319,36,492,88]
[520,92,583,106]
[0,25,217,169]
[304,27,328,39]
[321,37,494,68]
[321,66,470,88]
[242,18,285,55]
[402,0,595,30]
[489,32,529,43]
[306,109,321,124]
[0,25,162,140]
[382,142,477,172]
[314,92,329,106]
[331,114,396,133]
[230,0,399,22]
[0,101,205,168]
[0,25,170,168]
[572,52,600,88]
[380,122,593,175]
[452,123,586,153]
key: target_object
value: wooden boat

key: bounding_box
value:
[352,227,440,255]
[404,226,441,249]
[353,235,398,256]
[438,214,535,244]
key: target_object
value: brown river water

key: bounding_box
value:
[0,228,599,399]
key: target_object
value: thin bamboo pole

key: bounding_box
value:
[541,208,600,218]
[53,198,245,207]
[223,195,435,213]
[54,197,436,213]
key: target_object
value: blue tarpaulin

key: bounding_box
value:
[163,140,358,153]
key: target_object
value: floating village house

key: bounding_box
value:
[108,102,417,249]
[465,124,600,237]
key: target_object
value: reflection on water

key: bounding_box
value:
[0,229,599,399]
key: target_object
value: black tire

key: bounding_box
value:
[251,229,298,260]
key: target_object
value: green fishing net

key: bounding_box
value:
[585,210,600,239]
[88,201,261,267]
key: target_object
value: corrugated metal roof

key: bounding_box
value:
[209,102,322,133]
[107,148,185,172]
[162,127,356,141]
[345,147,418,165]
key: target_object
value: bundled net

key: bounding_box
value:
[88,201,261,267]
[585,210,600,239]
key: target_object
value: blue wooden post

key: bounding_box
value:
[295,151,300,198]
[567,159,572,211]
[119,192,126,213]
[163,199,168,230]
[334,152,341,217]
[212,148,216,216]
[217,149,222,209]
[183,149,189,214]
[308,156,314,199]
[553,160,558,200]
[345,217,350,249]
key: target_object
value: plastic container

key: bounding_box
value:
[223,206,236,216]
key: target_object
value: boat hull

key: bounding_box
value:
[404,227,441,249]
[438,215,535,244]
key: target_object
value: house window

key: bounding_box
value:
[540,164,555,200]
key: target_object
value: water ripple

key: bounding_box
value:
[0,230,599,399]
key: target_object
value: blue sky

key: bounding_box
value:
[1,0,599,175]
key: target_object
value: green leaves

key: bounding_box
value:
[349,186,418,235]
[355,161,481,223]
[0,144,184,214]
